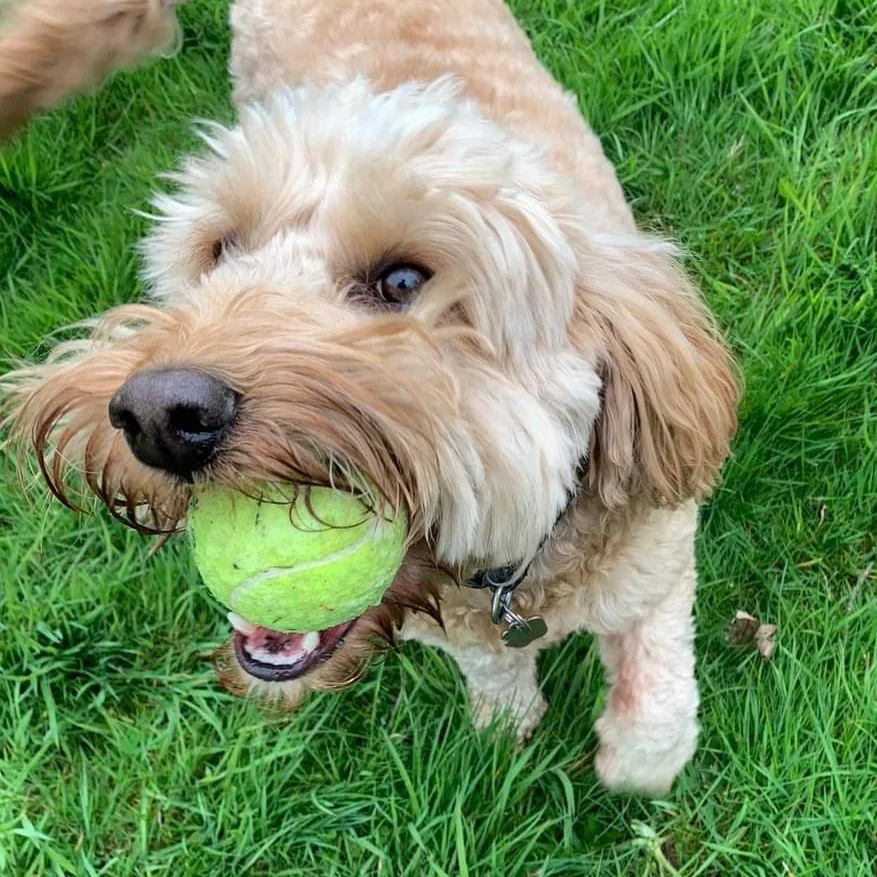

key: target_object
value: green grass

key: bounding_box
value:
[1,0,875,873]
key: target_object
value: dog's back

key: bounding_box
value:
[230,0,633,228]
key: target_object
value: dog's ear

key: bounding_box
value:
[574,231,739,507]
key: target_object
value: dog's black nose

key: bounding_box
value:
[108,368,238,478]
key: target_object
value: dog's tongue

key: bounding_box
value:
[228,612,318,663]
[228,611,355,682]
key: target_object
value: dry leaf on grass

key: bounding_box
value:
[727,610,777,660]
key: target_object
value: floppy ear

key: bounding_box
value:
[574,231,739,508]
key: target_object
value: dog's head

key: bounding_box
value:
[2,79,737,702]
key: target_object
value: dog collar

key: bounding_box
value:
[464,475,582,647]
[466,559,548,648]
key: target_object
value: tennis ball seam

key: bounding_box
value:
[227,517,381,614]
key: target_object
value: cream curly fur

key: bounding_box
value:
[1,0,738,796]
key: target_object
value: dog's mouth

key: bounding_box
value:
[228,612,357,682]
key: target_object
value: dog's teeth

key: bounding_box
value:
[301,631,320,652]
[227,612,258,635]
[248,647,304,666]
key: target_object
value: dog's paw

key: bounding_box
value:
[593,710,698,796]
[469,688,547,744]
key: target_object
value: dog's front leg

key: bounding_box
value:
[400,616,547,743]
[453,643,547,742]
[591,569,699,796]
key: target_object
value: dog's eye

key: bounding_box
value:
[375,264,431,306]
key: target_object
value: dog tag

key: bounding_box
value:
[502,615,548,648]
[490,585,548,648]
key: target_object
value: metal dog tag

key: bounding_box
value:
[490,586,547,648]
[502,615,548,648]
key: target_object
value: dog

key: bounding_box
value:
[0,0,738,796]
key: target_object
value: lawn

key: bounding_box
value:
[1,0,875,874]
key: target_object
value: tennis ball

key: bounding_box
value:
[188,484,407,632]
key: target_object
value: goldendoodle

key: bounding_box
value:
[1,0,738,795]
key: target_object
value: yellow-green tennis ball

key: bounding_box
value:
[189,485,407,632]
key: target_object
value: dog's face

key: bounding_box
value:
[3,80,737,702]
